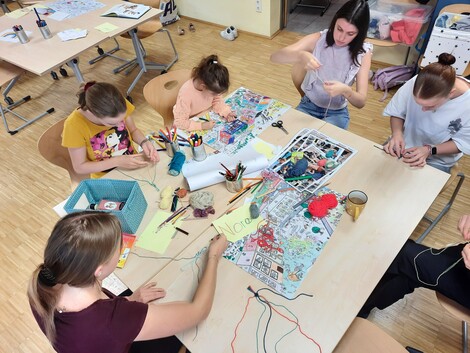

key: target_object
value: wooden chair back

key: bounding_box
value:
[291,63,305,97]
[37,119,89,190]
[0,61,24,86]
[143,69,191,127]
[437,292,470,323]
[333,318,408,353]
[120,0,162,39]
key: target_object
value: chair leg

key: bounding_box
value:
[1,77,55,135]
[463,320,468,353]
[125,28,179,97]
[88,38,124,65]
[416,173,465,244]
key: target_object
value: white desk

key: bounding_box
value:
[0,0,161,82]
[146,121,449,353]
[108,108,326,291]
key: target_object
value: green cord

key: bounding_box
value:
[255,299,268,353]
[116,164,160,191]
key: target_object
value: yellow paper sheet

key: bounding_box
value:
[136,211,183,254]
[253,139,276,160]
[212,203,263,242]
[5,8,30,19]
[95,22,119,33]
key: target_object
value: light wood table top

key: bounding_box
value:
[0,0,161,75]
[109,107,326,291]
[145,122,449,353]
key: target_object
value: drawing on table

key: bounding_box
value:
[48,0,105,18]
[270,128,356,193]
[223,169,346,298]
[182,87,290,155]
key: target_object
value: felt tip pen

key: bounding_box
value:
[199,117,209,122]
[175,227,189,235]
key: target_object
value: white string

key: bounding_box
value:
[314,70,333,120]
[413,242,467,287]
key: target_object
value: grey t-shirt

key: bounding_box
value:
[383,76,470,169]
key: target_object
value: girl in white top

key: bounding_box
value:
[383,53,470,173]
[270,0,372,129]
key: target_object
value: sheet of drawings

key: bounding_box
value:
[223,169,346,298]
[192,87,290,155]
[270,128,356,193]
[48,0,105,18]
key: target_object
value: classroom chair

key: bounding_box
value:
[0,61,54,135]
[333,317,408,353]
[143,69,191,127]
[291,63,305,97]
[90,0,178,101]
[37,118,89,191]
[415,163,465,244]
[436,292,470,353]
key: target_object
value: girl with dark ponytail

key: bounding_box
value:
[173,54,236,131]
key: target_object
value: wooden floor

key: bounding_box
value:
[1,16,469,353]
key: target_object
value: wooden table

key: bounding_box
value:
[0,0,161,81]
[142,121,449,353]
[109,107,326,291]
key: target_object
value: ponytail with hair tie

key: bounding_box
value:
[38,265,57,287]
[84,81,96,92]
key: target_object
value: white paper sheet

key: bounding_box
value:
[182,144,269,191]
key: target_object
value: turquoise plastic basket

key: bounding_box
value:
[64,179,147,234]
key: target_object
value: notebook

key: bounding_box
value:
[101,3,150,19]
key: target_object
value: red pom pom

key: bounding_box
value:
[308,200,329,218]
[321,194,338,209]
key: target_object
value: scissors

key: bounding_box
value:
[271,120,288,135]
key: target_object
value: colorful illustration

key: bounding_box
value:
[191,87,290,155]
[90,122,134,160]
[223,170,346,298]
[48,0,105,18]
[270,128,356,193]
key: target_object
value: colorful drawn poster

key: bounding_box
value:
[185,87,290,155]
[223,170,346,298]
[48,0,105,18]
[270,128,356,193]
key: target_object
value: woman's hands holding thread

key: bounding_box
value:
[300,51,321,71]
[459,214,470,240]
[383,133,405,158]
[116,154,149,170]
[208,234,228,261]
[141,140,160,163]
[401,146,429,167]
[128,282,166,303]
[323,81,350,98]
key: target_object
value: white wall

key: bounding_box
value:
[176,0,282,37]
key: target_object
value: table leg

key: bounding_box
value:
[66,58,85,84]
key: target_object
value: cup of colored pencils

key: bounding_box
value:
[159,126,180,157]
[221,162,245,193]
[189,133,206,161]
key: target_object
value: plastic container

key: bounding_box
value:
[421,12,470,75]
[64,179,147,233]
[367,0,433,44]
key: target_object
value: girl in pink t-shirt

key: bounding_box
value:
[173,54,235,131]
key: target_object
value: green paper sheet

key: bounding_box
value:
[95,22,119,33]
[212,203,263,242]
[136,211,183,254]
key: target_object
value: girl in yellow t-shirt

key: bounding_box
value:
[62,82,159,178]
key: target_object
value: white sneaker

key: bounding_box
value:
[220,28,236,41]
[229,26,238,38]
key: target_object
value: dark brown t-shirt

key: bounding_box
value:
[33,295,148,353]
